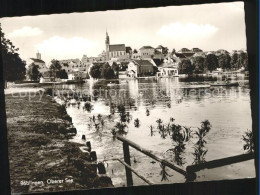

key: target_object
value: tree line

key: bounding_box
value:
[27,60,68,81]
[178,52,248,75]
[89,62,119,79]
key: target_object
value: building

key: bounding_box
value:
[127,60,155,78]
[105,31,130,61]
[156,57,179,78]
[139,46,155,59]
[68,71,86,81]
[58,58,89,73]
[192,48,203,53]
[155,45,168,54]
[39,71,55,83]
[27,51,48,74]
[178,48,193,53]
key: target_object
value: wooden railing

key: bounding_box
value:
[116,135,255,186]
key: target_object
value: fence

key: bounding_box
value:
[116,135,255,186]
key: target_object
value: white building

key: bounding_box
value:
[26,51,48,74]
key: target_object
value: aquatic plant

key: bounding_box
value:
[156,118,163,129]
[134,118,140,128]
[242,129,254,153]
[149,125,154,136]
[160,163,171,181]
[117,105,127,122]
[83,102,93,112]
[97,114,102,121]
[146,109,150,116]
[192,120,211,164]
[114,122,128,134]
[159,125,167,139]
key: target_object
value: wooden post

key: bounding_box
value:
[86,141,91,152]
[123,142,133,186]
[97,162,106,174]
[90,151,97,161]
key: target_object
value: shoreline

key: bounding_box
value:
[5,88,113,193]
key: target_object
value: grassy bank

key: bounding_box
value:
[5,89,113,193]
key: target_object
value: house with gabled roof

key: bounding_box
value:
[26,51,48,74]
[127,60,155,78]
[139,46,155,59]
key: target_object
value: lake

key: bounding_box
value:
[54,76,255,187]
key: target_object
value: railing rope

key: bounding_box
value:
[117,159,154,185]
[117,135,187,176]
[186,152,254,173]
[116,135,254,185]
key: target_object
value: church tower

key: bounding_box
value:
[36,51,41,60]
[105,31,110,61]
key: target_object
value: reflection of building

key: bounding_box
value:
[127,60,154,78]
[68,71,87,80]
[27,51,48,73]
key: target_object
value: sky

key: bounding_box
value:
[0,1,246,65]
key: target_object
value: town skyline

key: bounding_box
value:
[0,1,246,64]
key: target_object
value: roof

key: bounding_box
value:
[30,58,45,63]
[126,46,132,53]
[140,46,154,50]
[183,53,195,58]
[178,48,191,53]
[132,60,154,66]
[92,62,105,66]
[175,53,187,59]
[156,45,165,49]
[109,44,126,52]
[192,48,203,52]
[152,59,164,66]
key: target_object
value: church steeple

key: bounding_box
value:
[105,30,110,45]
[105,30,110,61]
[36,50,41,60]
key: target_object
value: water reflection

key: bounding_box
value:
[53,77,252,186]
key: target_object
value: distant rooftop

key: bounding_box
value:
[140,46,154,50]
[132,60,154,66]
[30,58,45,63]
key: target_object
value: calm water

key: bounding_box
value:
[54,77,255,186]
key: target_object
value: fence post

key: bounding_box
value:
[123,142,133,186]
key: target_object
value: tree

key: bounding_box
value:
[238,51,248,70]
[49,59,61,79]
[218,53,231,70]
[27,63,41,81]
[178,59,194,75]
[162,47,169,54]
[192,56,205,74]
[231,52,239,70]
[204,54,218,72]
[111,62,119,78]
[100,63,115,79]
[56,69,68,79]
[89,64,102,79]
[133,49,138,53]
[1,23,26,81]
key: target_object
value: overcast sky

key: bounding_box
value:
[0,1,246,64]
